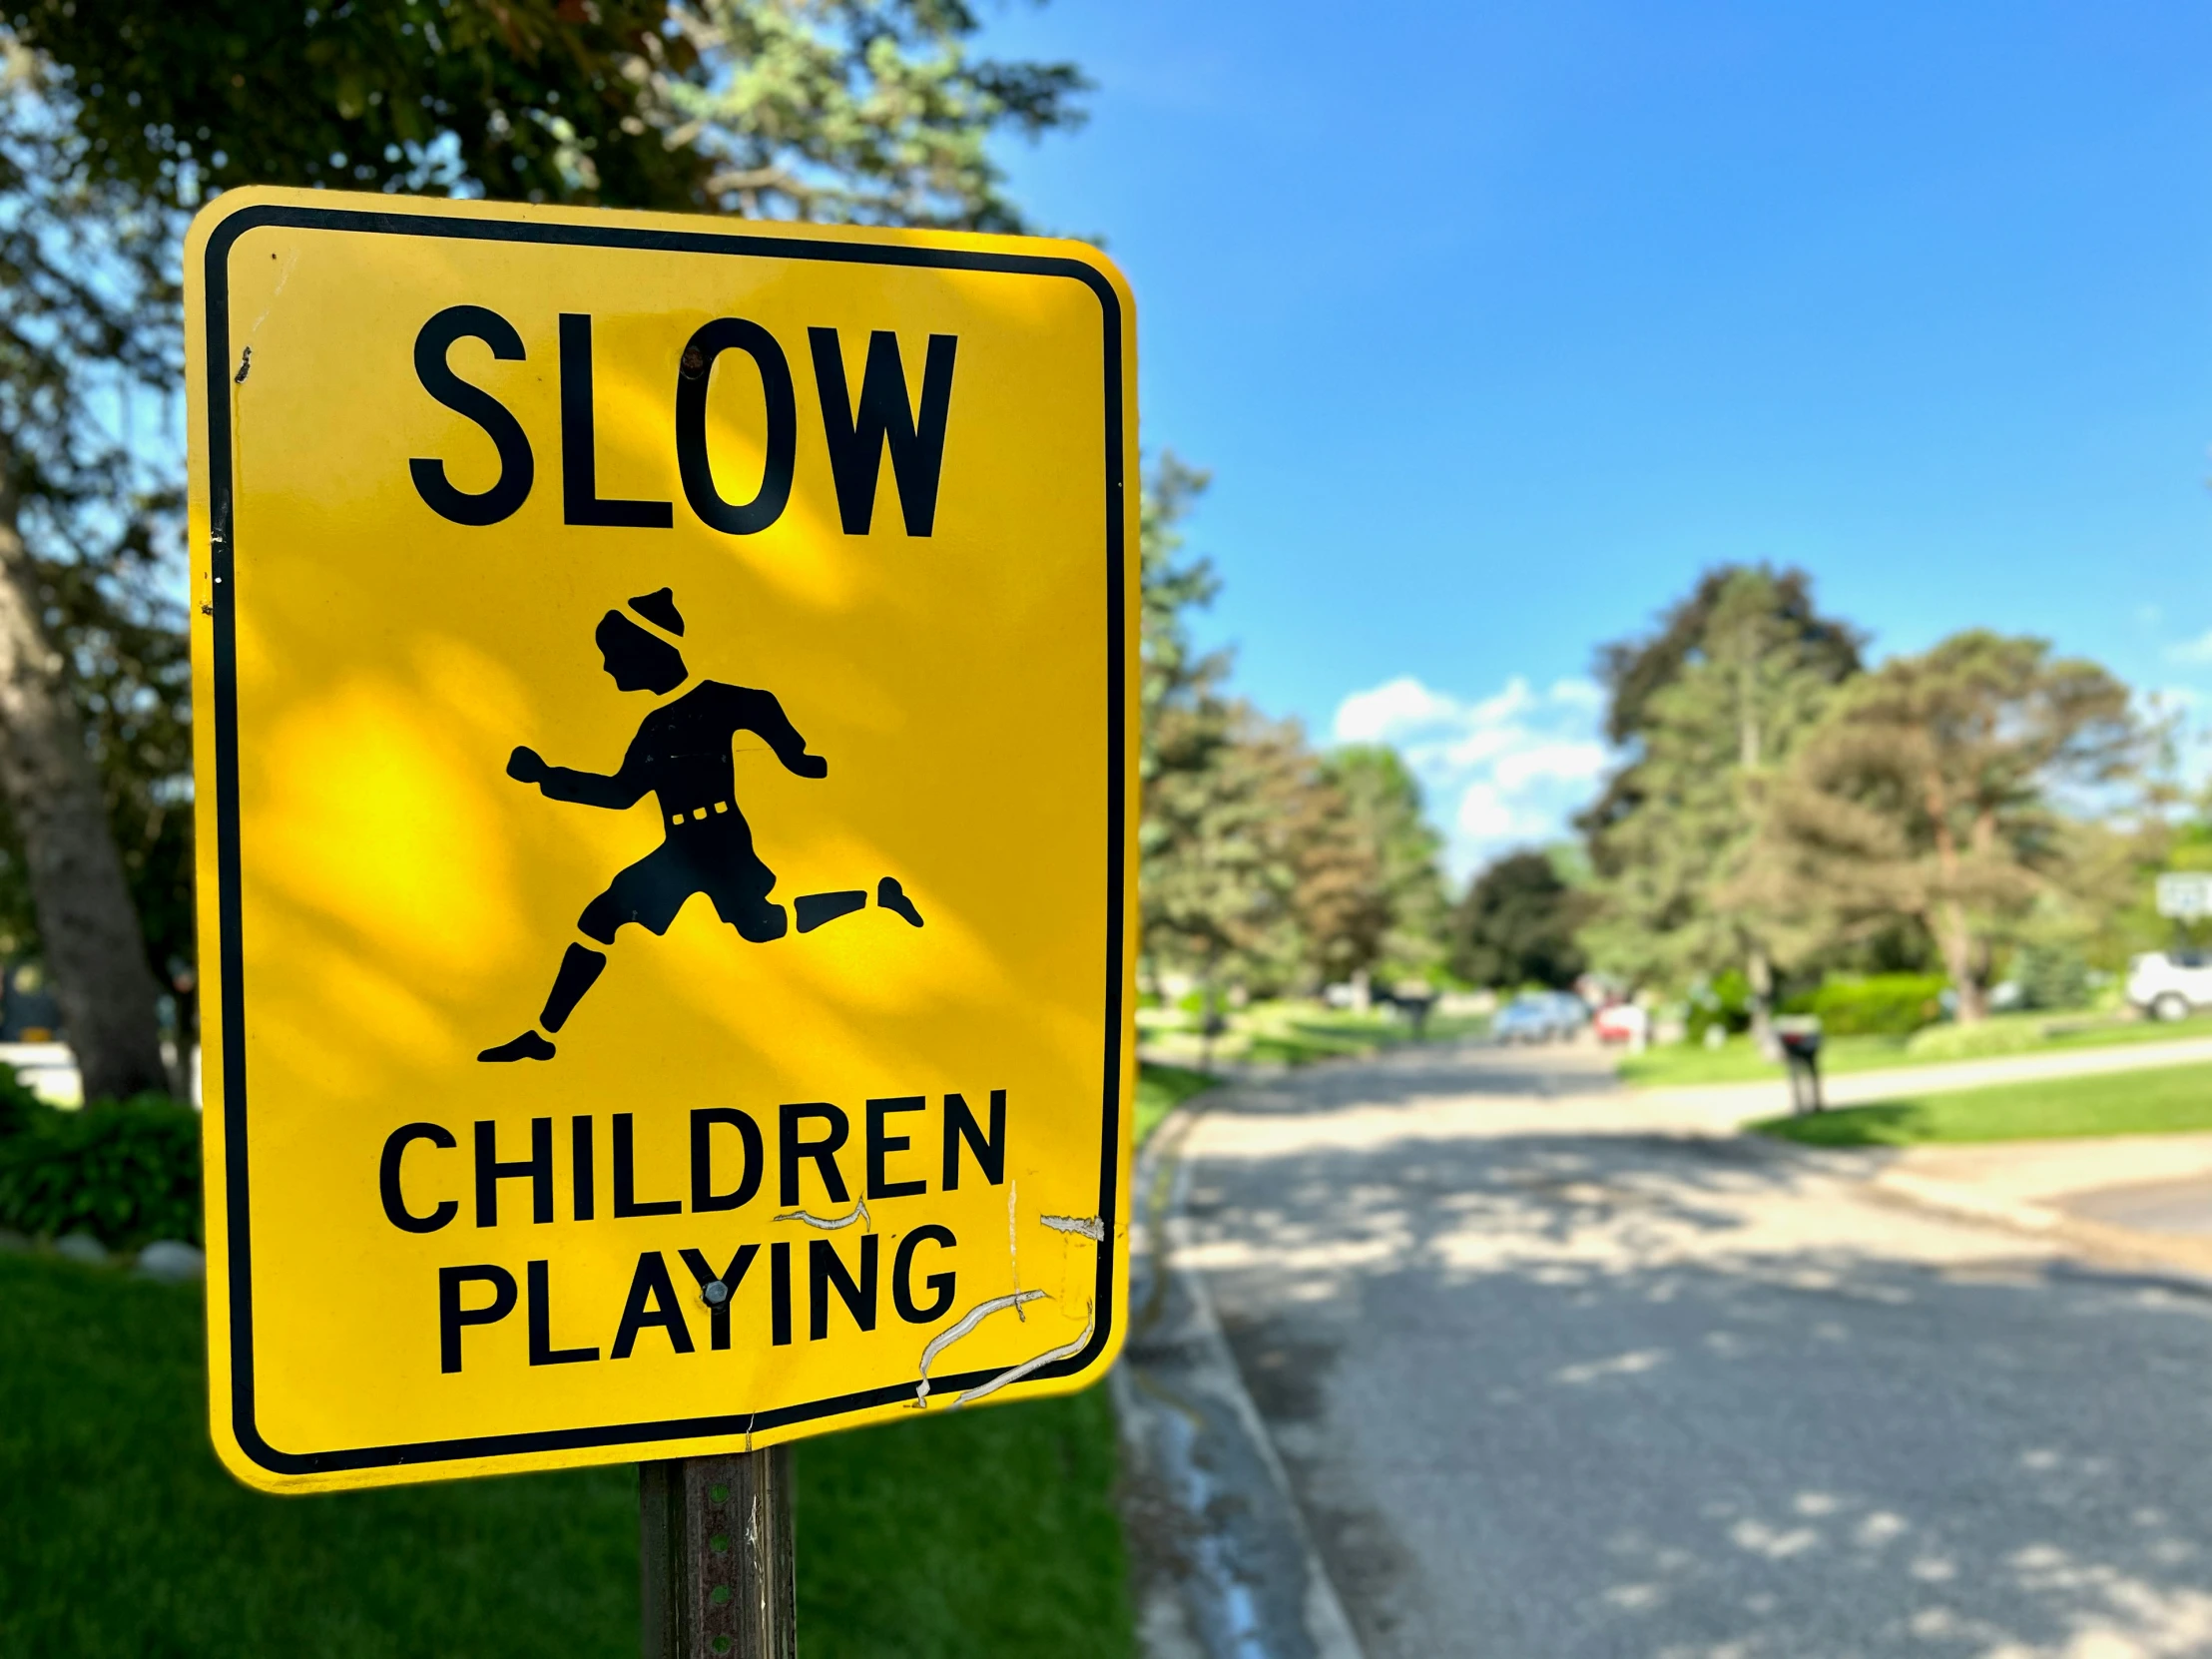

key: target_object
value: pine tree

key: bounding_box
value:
[1757,631,2143,1022]
[1135,457,1451,1000]
[1582,567,1863,1046]
[1322,745,1448,981]
[650,0,1086,229]
[1135,455,1273,992]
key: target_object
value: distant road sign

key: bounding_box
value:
[186,189,1136,1493]
[2158,872,2212,920]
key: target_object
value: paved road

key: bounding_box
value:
[2068,1178,2212,1238]
[1174,1041,2212,1658]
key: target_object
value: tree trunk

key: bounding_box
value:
[1936,899,1986,1025]
[0,461,169,1101]
[1198,946,1222,1074]
[1745,941,1778,1058]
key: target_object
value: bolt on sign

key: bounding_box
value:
[184,189,1137,1492]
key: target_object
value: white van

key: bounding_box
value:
[2128,950,2212,1021]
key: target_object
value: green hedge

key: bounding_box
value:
[0,1069,41,1140]
[1903,1013,2054,1061]
[0,1093,202,1249]
[1784,973,1946,1037]
[1687,968,1752,1039]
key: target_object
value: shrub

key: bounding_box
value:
[0,1066,44,1139]
[1686,969,1752,1040]
[1787,973,1946,1037]
[1903,1013,2049,1061]
[0,1093,201,1249]
[2014,945,2092,1012]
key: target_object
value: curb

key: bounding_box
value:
[1112,1085,1367,1659]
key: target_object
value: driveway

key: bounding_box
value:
[1169,1040,2212,1658]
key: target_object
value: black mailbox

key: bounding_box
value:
[1775,1016,1824,1113]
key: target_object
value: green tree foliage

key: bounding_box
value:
[12,0,703,208]
[1141,697,1298,993]
[1449,848,1588,989]
[1135,456,1281,988]
[1146,705,1410,996]
[1756,631,2144,1021]
[17,0,1086,227]
[1588,564,1863,754]
[0,113,193,1001]
[2087,776,2212,958]
[1137,453,1222,752]
[1270,728,1382,989]
[2175,787,2212,868]
[28,549,195,1005]
[1581,566,1863,1040]
[0,1089,200,1249]
[1322,744,1447,979]
[0,44,181,1094]
[1135,458,1447,995]
[652,0,1086,228]
[2146,788,2212,951]
[0,2,1086,1074]
[1782,971,1945,1036]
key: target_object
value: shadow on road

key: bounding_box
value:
[1179,1065,2212,1659]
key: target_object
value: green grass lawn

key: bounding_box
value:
[1622,1011,2212,1089]
[1241,1018,1413,1066]
[1621,1031,1916,1087]
[1135,1060,1218,1143]
[0,1253,1131,1658]
[1137,998,1487,1071]
[1753,1060,2212,1148]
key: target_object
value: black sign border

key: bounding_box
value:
[199,202,1130,1477]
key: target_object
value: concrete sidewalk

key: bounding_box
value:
[1886,1132,2212,1211]
[1837,1131,2212,1283]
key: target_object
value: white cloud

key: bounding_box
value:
[1332,675,1461,742]
[2167,629,2212,665]
[1454,782,1519,840]
[1548,678,1606,710]
[1332,673,1613,878]
[1493,741,1610,792]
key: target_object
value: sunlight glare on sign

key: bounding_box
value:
[185,189,1137,1492]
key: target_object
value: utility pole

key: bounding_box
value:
[640,1447,796,1658]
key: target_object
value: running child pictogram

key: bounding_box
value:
[478,586,922,1062]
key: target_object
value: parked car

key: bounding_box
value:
[1491,991,1588,1045]
[1593,1002,1649,1047]
[2128,950,2212,1021]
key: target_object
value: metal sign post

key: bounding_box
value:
[641,1448,795,1659]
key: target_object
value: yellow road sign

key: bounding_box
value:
[184,189,1136,1492]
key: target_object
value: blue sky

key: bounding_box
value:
[980,0,2212,876]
